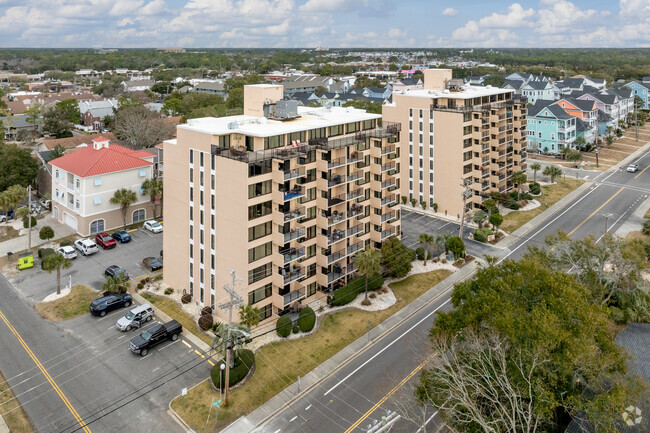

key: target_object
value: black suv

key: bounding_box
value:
[129,320,183,356]
[90,293,133,317]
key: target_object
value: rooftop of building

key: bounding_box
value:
[391,84,514,101]
[179,105,381,137]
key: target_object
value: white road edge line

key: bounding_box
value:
[305,405,312,411]
[289,416,297,422]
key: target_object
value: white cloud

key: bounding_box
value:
[478,3,535,28]
[299,0,347,12]
[535,0,599,34]
[441,7,457,16]
[387,27,407,38]
[140,0,166,15]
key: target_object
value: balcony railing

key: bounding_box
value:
[347,224,364,237]
[347,171,363,183]
[481,145,490,153]
[284,227,306,242]
[347,241,364,256]
[327,249,346,264]
[482,182,490,190]
[327,229,346,245]
[328,211,347,226]
[381,228,397,240]
[283,288,306,307]
[381,145,396,155]
[281,247,305,264]
[328,156,347,169]
[381,211,397,223]
[381,162,396,173]
[348,189,364,201]
[67,182,75,190]
[349,204,364,218]
[284,167,306,180]
[284,206,305,222]
[328,193,347,207]
[326,265,346,283]
[381,194,397,206]
[328,174,346,188]
[381,178,396,189]
[282,266,304,284]
[348,152,364,164]
[283,186,305,201]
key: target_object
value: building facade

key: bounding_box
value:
[526,104,577,154]
[383,69,527,217]
[49,137,155,236]
[163,84,401,324]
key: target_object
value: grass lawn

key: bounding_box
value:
[645,208,650,219]
[0,225,20,243]
[171,269,452,432]
[140,293,213,345]
[501,178,585,234]
[0,370,35,432]
[35,285,98,321]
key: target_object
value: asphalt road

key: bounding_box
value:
[0,227,214,433]
[255,142,650,433]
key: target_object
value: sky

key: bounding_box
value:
[0,0,648,48]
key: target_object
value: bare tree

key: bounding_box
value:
[113,105,174,149]
[417,331,547,433]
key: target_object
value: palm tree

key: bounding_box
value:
[212,322,250,367]
[141,178,163,219]
[102,274,127,294]
[530,163,541,182]
[436,232,451,256]
[42,253,73,295]
[417,233,435,266]
[543,166,563,183]
[110,188,138,228]
[355,248,381,304]
[5,185,26,220]
[511,171,528,199]
[238,305,261,329]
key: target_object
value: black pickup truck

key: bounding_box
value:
[129,320,182,357]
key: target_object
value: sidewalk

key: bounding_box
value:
[222,260,481,433]
[0,215,76,257]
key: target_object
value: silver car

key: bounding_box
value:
[116,304,154,332]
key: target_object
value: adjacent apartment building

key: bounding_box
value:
[163,84,401,323]
[383,69,527,217]
[49,137,155,236]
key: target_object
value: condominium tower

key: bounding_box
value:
[163,85,401,323]
[383,69,528,217]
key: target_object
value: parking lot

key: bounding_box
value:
[401,209,502,258]
[8,227,163,306]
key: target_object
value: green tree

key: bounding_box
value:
[151,81,172,95]
[530,162,541,182]
[489,213,503,237]
[24,104,42,131]
[39,225,55,241]
[482,74,505,87]
[642,218,650,236]
[472,210,487,228]
[380,237,414,278]
[355,248,381,304]
[542,165,563,183]
[110,188,137,228]
[212,322,250,366]
[511,171,528,199]
[42,253,73,295]
[0,144,39,191]
[238,305,261,329]
[4,184,27,218]
[482,198,497,215]
[436,232,451,255]
[49,144,65,161]
[342,99,382,114]
[226,87,244,109]
[417,233,435,265]
[102,274,128,294]
[141,177,163,219]
[55,99,81,124]
[447,236,465,260]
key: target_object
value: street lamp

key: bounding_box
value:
[595,148,599,168]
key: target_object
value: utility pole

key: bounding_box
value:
[27,185,32,250]
[635,99,639,142]
[595,147,599,168]
[458,178,472,239]
[218,269,243,407]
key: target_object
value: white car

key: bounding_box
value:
[74,238,99,256]
[627,164,639,173]
[57,245,77,259]
[143,220,163,233]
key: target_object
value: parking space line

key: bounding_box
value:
[96,310,125,321]
[135,274,148,280]
[182,340,191,348]
[126,229,138,233]
[207,360,215,366]
[194,350,205,359]
[157,340,180,351]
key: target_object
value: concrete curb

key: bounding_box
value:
[223,261,481,433]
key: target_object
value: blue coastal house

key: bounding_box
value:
[624,81,650,109]
[526,102,577,154]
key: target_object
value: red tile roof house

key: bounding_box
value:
[49,136,156,236]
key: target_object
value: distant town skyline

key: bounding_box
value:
[0,0,647,49]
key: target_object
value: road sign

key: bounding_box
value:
[213,399,222,408]
[182,388,188,396]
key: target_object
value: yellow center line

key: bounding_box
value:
[194,350,205,359]
[343,353,436,433]
[207,360,215,367]
[567,187,624,236]
[0,310,92,433]
[634,165,650,179]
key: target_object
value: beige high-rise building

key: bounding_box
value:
[163,84,401,323]
[383,69,528,217]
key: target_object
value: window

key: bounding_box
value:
[139,169,146,177]
[189,149,193,164]
[75,200,80,209]
[248,283,273,305]
[248,221,272,241]
[259,303,272,320]
[288,131,305,143]
[248,201,272,220]
[248,241,272,263]
[219,135,230,148]
[248,263,272,284]
[306,282,317,297]
[132,209,146,223]
[463,151,472,162]
[90,219,104,234]
[463,164,472,174]
[249,160,272,177]
[264,135,285,149]
[248,180,272,198]
[309,128,326,139]
[328,124,344,137]
[75,179,80,189]
[345,122,360,134]
[199,152,204,167]
[362,119,376,130]
[93,196,102,205]
[55,170,59,178]
[94,177,102,186]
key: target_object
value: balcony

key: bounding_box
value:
[327,229,346,245]
[327,249,346,264]
[67,182,75,190]
[283,185,305,201]
[381,162,396,173]
[348,152,364,164]
[482,182,490,191]
[347,224,364,237]
[381,194,397,206]
[328,211,347,226]
[326,265,346,283]
[281,247,305,264]
[381,178,397,189]
[328,174,346,188]
[284,227,306,242]
[284,167,306,180]
[328,156,347,169]
[381,210,397,223]
[283,288,306,307]
[282,266,304,284]
[347,171,364,183]
[283,206,305,222]
[381,228,397,240]
[328,193,347,207]
[482,170,489,178]
[481,145,490,154]
[348,189,364,201]
[347,241,364,256]
[349,204,364,218]
[381,145,397,155]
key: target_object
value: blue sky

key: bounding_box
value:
[0,0,647,48]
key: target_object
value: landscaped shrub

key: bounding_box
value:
[39,226,55,241]
[415,247,425,261]
[520,192,533,200]
[508,202,521,210]
[210,349,255,389]
[509,191,519,201]
[529,182,541,195]
[22,216,37,229]
[38,247,55,258]
[198,314,213,331]
[292,325,299,334]
[137,281,145,291]
[164,288,173,295]
[369,292,377,299]
[181,293,192,304]
[473,228,492,243]
[329,275,385,306]
[59,239,72,247]
[381,237,414,278]
[201,306,213,316]
[276,316,292,337]
[297,306,316,332]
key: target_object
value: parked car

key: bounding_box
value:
[627,163,639,173]
[116,304,154,331]
[105,265,130,281]
[0,215,5,223]
[143,220,163,233]
[95,232,117,249]
[74,239,99,256]
[89,293,133,317]
[129,320,182,356]
[56,246,77,260]
[111,230,132,243]
[40,199,51,210]
[143,256,163,272]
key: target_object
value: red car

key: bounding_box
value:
[95,232,117,249]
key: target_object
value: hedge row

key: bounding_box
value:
[473,228,493,243]
[210,349,255,389]
[298,306,315,332]
[328,275,385,307]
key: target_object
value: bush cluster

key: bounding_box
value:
[520,192,533,200]
[529,182,541,195]
[60,239,72,247]
[328,275,385,307]
[22,216,37,229]
[415,247,425,260]
[210,349,255,389]
[473,228,493,243]
[38,247,55,258]
[198,314,213,331]
[181,293,192,304]
[276,316,292,337]
[297,306,315,332]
